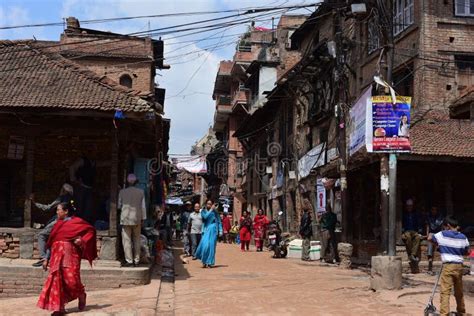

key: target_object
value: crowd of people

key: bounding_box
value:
[30,168,470,316]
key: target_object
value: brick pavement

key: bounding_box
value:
[0,265,162,316]
[173,243,474,316]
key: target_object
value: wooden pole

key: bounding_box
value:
[24,136,34,228]
[109,136,119,236]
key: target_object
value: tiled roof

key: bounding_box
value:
[410,111,474,158]
[0,40,154,113]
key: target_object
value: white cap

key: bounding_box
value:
[127,173,137,184]
[62,183,74,194]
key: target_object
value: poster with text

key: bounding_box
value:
[316,178,326,215]
[371,96,411,153]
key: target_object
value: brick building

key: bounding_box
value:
[0,18,169,262]
[211,15,307,224]
[233,0,474,260]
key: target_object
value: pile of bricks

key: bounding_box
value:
[0,234,20,259]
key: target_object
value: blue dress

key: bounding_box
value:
[194,209,222,266]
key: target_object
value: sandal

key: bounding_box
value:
[78,293,87,311]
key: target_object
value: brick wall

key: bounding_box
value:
[0,230,108,260]
[0,262,151,298]
[74,59,154,94]
[417,0,474,109]
[0,234,23,259]
[56,33,156,94]
[353,0,474,111]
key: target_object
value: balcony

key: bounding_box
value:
[231,89,249,112]
[234,51,255,63]
[216,96,232,119]
[213,96,232,132]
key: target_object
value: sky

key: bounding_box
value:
[0,0,313,155]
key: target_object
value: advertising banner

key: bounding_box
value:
[371,96,411,153]
[349,86,372,155]
[316,178,326,215]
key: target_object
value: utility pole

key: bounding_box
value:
[335,9,348,242]
[370,0,402,291]
[386,0,397,257]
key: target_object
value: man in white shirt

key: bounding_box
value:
[118,174,146,267]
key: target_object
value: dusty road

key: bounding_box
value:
[173,243,473,316]
[0,243,472,316]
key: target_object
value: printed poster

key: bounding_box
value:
[371,96,411,153]
[349,86,372,156]
[316,178,326,215]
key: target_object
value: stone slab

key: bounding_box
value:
[19,234,34,259]
[370,255,402,291]
[99,237,119,260]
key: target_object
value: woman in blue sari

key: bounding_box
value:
[195,200,223,268]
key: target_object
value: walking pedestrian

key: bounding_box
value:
[319,205,339,263]
[229,221,239,244]
[159,207,174,248]
[30,183,74,267]
[118,174,147,267]
[181,201,192,256]
[429,215,470,316]
[253,208,269,252]
[175,212,182,241]
[299,202,313,261]
[188,202,203,259]
[222,211,232,243]
[425,206,444,275]
[401,199,422,263]
[194,200,223,268]
[239,210,252,251]
[37,201,97,315]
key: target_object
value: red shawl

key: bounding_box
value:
[47,216,97,265]
[253,214,269,228]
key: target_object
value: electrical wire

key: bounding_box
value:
[0,3,318,30]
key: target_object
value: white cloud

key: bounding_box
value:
[0,5,41,39]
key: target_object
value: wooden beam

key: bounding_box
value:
[0,109,152,121]
[108,136,119,237]
[23,136,35,228]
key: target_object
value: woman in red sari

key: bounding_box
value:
[239,210,252,251]
[253,208,269,252]
[37,201,97,315]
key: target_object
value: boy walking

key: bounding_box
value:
[429,215,470,316]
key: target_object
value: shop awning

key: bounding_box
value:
[165,197,183,205]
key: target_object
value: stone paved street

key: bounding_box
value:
[173,243,474,316]
[0,243,473,315]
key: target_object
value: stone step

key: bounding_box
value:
[0,259,154,298]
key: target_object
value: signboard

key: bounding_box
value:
[371,96,411,153]
[349,86,372,155]
[316,178,326,214]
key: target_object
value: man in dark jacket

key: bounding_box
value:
[299,200,313,261]
[319,205,339,263]
[159,207,175,247]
